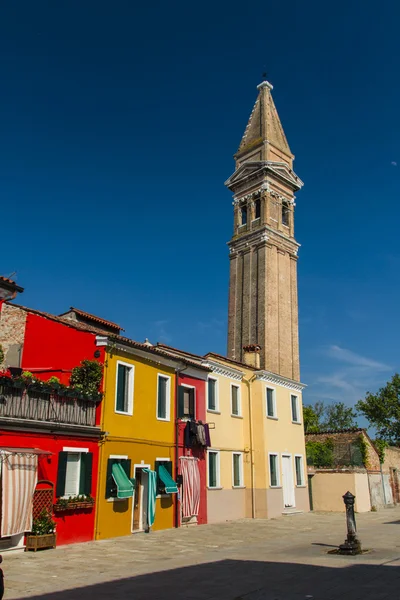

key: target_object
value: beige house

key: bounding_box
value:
[206,346,309,522]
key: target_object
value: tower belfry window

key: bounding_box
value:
[255,198,261,219]
[282,201,290,227]
[241,205,247,226]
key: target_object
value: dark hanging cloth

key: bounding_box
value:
[184,421,191,448]
[184,420,198,448]
[204,423,211,447]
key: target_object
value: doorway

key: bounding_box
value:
[282,455,295,508]
[132,465,149,533]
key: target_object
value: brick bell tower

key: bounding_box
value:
[226,80,303,381]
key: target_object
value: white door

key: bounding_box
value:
[282,455,295,508]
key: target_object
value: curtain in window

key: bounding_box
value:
[180,456,200,519]
[1,452,38,537]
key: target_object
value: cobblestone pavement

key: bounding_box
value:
[4,508,400,599]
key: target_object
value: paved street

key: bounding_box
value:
[4,508,400,599]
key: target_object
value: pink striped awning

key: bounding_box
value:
[180,456,200,519]
[1,452,38,537]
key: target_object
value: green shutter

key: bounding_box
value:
[178,386,185,418]
[116,365,126,412]
[106,458,117,498]
[208,453,216,487]
[158,377,167,419]
[208,380,215,410]
[79,452,93,496]
[120,459,131,479]
[56,452,68,498]
[189,388,195,418]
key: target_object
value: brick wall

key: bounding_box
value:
[0,303,27,368]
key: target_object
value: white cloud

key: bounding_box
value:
[326,345,391,371]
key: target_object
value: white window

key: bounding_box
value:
[266,387,277,418]
[232,452,243,488]
[65,453,80,496]
[207,377,219,412]
[157,374,171,421]
[231,383,241,416]
[291,394,300,423]
[295,455,304,486]
[208,451,220,488]
[268,453,280,487]
[115,361,134,415]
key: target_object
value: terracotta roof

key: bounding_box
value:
[305,428,365,436]
[7,303,210,373]
[59,307,124,332]
[156,343,206,363]
[0,276,24,293]
[204,351,256,371]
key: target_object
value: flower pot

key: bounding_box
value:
[25,533,56,552]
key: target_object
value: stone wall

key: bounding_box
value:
[0,303,27,368]
[306,430,381,472]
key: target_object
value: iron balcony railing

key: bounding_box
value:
[0,386,98,428]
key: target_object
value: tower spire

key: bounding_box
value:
[236,80,292,166]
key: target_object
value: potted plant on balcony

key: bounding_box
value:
[53,494,95,512]
[25,509,56,552]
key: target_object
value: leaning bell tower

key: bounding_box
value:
[226,80,303,381]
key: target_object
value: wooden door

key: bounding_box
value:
[132,469,142,531]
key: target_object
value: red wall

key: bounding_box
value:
[22,313,105,386]
[177,373,207,526]
[21,313,105,425]
[0,430,99,545]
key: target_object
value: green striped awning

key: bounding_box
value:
[112,463,134,499]
[159,465,178,494]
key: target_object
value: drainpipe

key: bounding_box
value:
[380,461,388,506]
[174,363,188,528]
[243,374,256,519]
[94,338,109,540]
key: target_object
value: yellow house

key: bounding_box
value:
[205,346,309,521]
[94,337,182,540]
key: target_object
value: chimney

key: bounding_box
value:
[242,344,261,369]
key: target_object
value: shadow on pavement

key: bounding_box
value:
[12,559,400,600]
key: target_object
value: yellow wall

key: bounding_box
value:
[310,472,371,513]
[95,349,176,540]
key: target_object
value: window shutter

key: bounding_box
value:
[56,452,68,498]
[79,452,93,496]
[121,459,131,478]
[106,458,117,498]
[189,388,195,418]
[178,386,185,418]
[116,365,125,411]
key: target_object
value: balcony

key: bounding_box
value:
[0,386,98,429]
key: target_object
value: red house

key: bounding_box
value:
[156,344,210,527]
[0,299,116,549]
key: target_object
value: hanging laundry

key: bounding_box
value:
[204,423,211,447]
[196,421,206,446]
[184,420,199,448]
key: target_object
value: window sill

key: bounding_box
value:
[207,486,223,490]
[292,421,302,425]
[107,497,129,503]
[156,417,171,422]
[207,409,221,414]
[231,414,243,419]
[115,410,133,416]
[232,486,246,489]
[296,485,307,488]
[267,415,278,421]
[269,486,282,489]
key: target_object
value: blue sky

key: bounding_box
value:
[1,0,399,418]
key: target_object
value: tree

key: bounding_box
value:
[303,400,358,433]
[303,405,320,433]
[323,402,358,431]
[356,374,400,445]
